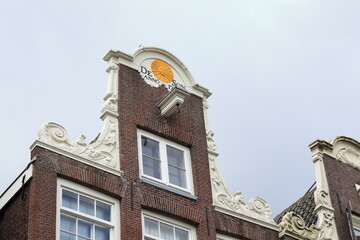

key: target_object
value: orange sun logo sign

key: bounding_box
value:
[151,59,174,83]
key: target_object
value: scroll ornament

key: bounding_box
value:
[278,187,336,240]
[336,147,360,170]
[316,211,334,240]
[279,212,318,240]
[206,130,217,151]
[314,188,330,207]
[37,121,118,169]
[209,157,274,223]
[313,188,335,240]
[101,94,118,116]
[107,62,119,72]
[312,152,323,163]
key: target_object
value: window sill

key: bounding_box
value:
[141,178,198,200]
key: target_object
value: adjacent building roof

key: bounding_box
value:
[274,185,317,228]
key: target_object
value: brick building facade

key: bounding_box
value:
[0,47,359,240]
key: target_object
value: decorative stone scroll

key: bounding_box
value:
[314,188,330,207]
[209,157,274,224]
[38,119,119,169]
[319,136,360,171]
[314,188,336,240]
[278,188,337,240]
[206,130,217,151]
[279,212,318,240]
[335,147,360,170]
[35,59,120,171]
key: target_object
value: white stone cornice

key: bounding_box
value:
[103,49,133,62]
[30,140,122,176]
[193,83,212,99]
[215,206,279,231]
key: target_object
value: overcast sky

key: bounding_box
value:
[1,0,359,216]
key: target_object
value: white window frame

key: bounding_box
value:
[217,234,239,240]
[56,178,120,240]
[137,129,194,194]
[142,210,196,240]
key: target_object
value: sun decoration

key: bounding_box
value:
[151,59,174,83]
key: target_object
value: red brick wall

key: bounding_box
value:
[117,64,217,239]
[0,181,30,240]
[1,62,282,240]
[215,211,279,240]
[323,154,360,240]
[25,147,126,239]
[116,64,280,239]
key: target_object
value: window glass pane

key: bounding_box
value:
[80,195,95,216]
[160,222,174,240]
[62,190,78,210]
[169,166,187,188]
[167,146,185,169]
[60,214,76,233]
[142,137,160,159]
[60,231,76,240]
[175,228,189,240]
[95,225,110,240]
[78,220,93,238]
[143,156,162,180]
[96,202,111,221]
[145,217,159,237]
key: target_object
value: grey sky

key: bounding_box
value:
[1,0,359,216]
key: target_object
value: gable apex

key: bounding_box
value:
[104,46,211,99]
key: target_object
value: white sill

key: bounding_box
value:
[141,178,198,200]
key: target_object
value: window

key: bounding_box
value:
[138,129,193,193]
[142,210,196,240]
[57,178,120,240]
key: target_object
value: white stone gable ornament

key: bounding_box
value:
[207,130,276,229]
[139,58,187,91]
[33,46,213,175]
[33,55,121,173]
[37,121,118,169]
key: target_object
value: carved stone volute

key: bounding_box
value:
[279,212,318,240]
[33,60,121,172]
